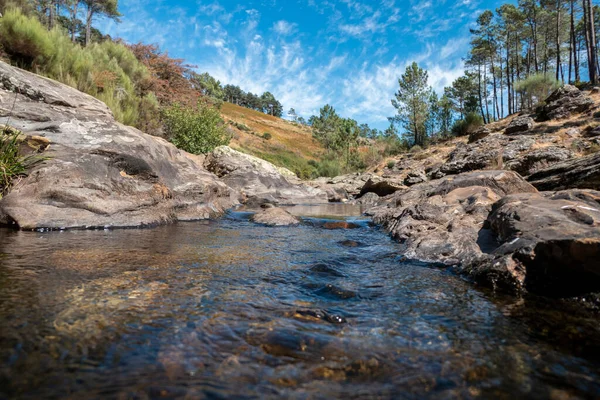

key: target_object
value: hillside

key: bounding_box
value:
[220,102,325,179]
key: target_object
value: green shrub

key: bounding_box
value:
[451,112,484,136]
[410,144,423,153]
[0,127,45,198]
[0,8,157,129]
[0,7,53,64]
[514,73,561,109]
[387,161,396,169]
[262,132,272,140]
[235,122,251,132]
[162,103,231,154]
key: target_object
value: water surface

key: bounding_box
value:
[1,209,600,399]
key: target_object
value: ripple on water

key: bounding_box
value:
[1,214,600,399]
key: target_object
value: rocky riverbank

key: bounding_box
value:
[2,61,600,300]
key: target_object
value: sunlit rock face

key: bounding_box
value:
[0,61,237,229]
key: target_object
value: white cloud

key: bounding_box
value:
[273,20,298,36]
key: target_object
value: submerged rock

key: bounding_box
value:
[205,146,327,205]
[250,207,300,227]
[0,62,236,230]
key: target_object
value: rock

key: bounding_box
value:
[583,126,600,138]
[565,128,580,137]
[468,126,491,143]
[505,115,534,135]
[371,171,538,266]
[505,146,574,176]
[350,192,380,207]
[204,146,327,205]
[403,170,428,186]
[323,221,361,230]
[359,177,406,197]
[250,207,300,226]
[0,62,236,230]
[537,85,595,121]
[527,152,600,191]
[592,87,600,94]
[463,190,600,297]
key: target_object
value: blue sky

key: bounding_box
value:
[101,0,508,129]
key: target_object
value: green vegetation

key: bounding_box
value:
[386,161,396,169]
[451,112,484,136]
[162,103,231,155]
[514,73,561,109]
[0,128,45,198]
[262,132,272,140]
[0,8,156,127]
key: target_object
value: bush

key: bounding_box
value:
[387,161,396,169]
[514,73,561,109]
[235,122,251,132]
[0,127,45,198]
[0,8,158,129]
[162,103,231,154]
[262,132,272,140]
[451,112,484,136]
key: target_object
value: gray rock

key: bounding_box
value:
[371,170,537,266]
[462,190,600,296]
[468,126,491,143]
[359,177,406,197]
[505,115,534,135]
[350,192,380,207]
[527,152,600,191]
[404,170,427,186]
[204,146,328,205]
[537,85,595,121]
[250,207,300,226]
[505,146,574,176]
[0,62,237,230]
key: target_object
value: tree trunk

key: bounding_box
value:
[588,0,599,84]
[507,31,512,115]
[556,0,562,81]
[478,63,486,124]
[85,6,94,47]
[71,0,80,42]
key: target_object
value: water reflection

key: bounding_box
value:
[0,214,599,399]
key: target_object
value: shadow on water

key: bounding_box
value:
[0,209,600,399]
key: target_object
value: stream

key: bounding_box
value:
[1,205,600,399]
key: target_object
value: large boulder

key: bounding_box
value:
[463,190,600,297]
[505,115,534,135]
[371,171,538,266]
[527,152,600,191]
[537,85,595,121]
[204,146,327,205]
[0,62,236,230]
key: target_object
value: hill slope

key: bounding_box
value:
[220,102,325,179]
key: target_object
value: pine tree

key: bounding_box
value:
[391,62,431,147]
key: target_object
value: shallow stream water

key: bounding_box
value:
[1,206,600,399]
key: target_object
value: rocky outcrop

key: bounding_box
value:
[371,169,600,297]
[505,115,534,135]
[371,171,538,266]
[527,152,600,191]
[537,85,595,121]
[309,173,374,200]
[0,62,236,230]
[250,207,300,226]
[462,190,600,297]
[204,146,327,206]
[359,176,406,197]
